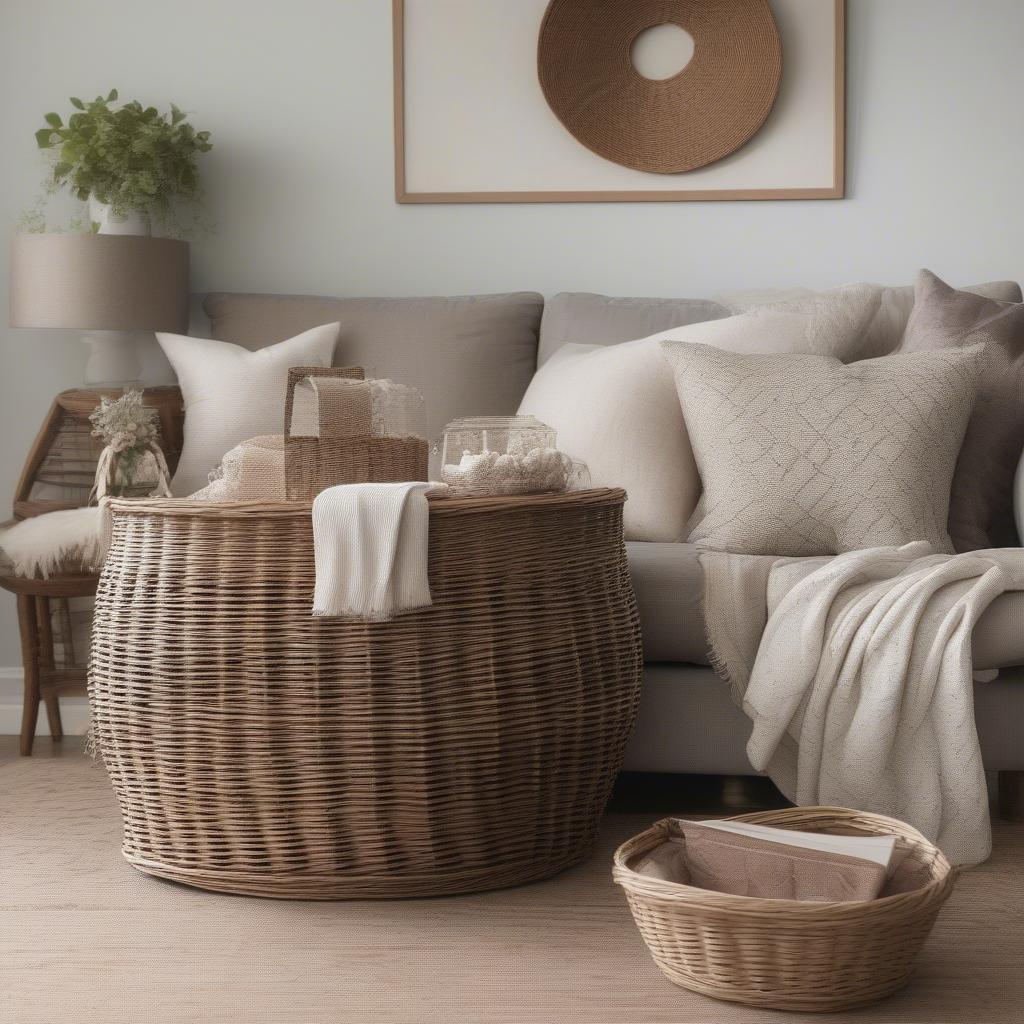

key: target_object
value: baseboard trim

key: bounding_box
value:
[0,667,90,736]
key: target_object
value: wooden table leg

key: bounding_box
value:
[36,595,63,741]
[17,594,40,756]
[999,771,1024,822]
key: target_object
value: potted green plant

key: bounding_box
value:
[34,89,212,236]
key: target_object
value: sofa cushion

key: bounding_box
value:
[626,542,708,664]
[204,292,544,444]
[626,541,1024,671]
[624,495,1024,667]
[717,279,1023,359]
[539,281,1022,367]
[537,292,727,365]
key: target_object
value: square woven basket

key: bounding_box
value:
[283,365,429,499]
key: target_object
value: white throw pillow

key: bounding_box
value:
[157,323,339,495]
[519,338,697,542]
[518,286,880,542]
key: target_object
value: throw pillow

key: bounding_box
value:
[898,269,1024,550]
[718,278,1021,359]
[660,341,984,556]
[157,323,339,495]
[517,286,880,542]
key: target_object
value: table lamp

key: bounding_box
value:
[10,233,189,385]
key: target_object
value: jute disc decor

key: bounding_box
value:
[537,0,782,174]
[89,489,642,899]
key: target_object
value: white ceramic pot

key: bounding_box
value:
[88,197,151,236]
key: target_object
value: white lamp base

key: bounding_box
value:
[81,331,145,386]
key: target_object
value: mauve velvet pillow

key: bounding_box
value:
[898,269,1024,550]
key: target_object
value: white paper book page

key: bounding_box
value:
[698,820,898,870]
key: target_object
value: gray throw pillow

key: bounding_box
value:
[660,341,984,556]
[898,269,1024,550]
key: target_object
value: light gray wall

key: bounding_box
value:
[1,0,1023,669]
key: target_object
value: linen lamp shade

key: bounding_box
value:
[10,233,189,333]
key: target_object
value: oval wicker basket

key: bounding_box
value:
[90,489,642,899]
[613,807,956,1012]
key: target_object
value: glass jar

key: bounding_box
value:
[439,416,556,465]
[439,415,573,496]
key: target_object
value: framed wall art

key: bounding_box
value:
[393,0,845,203]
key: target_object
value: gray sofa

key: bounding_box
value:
[202,286,1024,803]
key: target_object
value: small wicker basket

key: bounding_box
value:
[613,807,956,1013]
[283,366,428,499]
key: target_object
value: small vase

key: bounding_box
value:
[93,444,170,501]
[88,197,151,236]
[110,447,162,497]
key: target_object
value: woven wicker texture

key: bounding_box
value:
[89,489,642,899]
[283,366,428,499]
[613,807,956,1012]
[537,0,782,174]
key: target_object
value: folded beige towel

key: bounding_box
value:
[311,482,440,620]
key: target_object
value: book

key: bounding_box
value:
[698,819,899,872]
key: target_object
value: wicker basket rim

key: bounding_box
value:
[105,487,626,518]
[613,807,955,915]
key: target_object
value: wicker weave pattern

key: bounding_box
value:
[538,0,782,174]
[613,807,956,1012]
[283,366,429,498]
[90,489,642,899]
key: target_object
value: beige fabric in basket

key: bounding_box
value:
[636,821,888,902]
[190,435,286,500]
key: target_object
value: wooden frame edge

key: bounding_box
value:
[393,0,846,204]
[393,0,407,202]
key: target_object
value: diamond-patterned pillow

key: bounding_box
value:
[660,341,984,555]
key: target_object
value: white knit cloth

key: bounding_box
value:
[701,543,1024,866]
[312,482,437,620]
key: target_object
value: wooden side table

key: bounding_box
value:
[0,559,98,755]
[4,385,183,754]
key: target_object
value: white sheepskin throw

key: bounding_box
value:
[0,508,105,579]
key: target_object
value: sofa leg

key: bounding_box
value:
[998,771,1024,822]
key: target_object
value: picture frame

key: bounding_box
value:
[393,0,846,204]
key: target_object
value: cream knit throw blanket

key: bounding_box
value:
[701,542,1024,866]
[312,482,439,620]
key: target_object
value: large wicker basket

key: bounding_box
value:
[613,807,956,1012]
[90,489,642,899]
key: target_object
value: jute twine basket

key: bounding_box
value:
[283,366,428,499]
[613,807,956,1012]
[90,489,642,899]
[538,0,782,173]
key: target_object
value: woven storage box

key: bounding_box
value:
[90,489,642,899]
[613,807,956,1012]
[283,366,428,499]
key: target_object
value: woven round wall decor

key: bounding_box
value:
[537,0,783,174]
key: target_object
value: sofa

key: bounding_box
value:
[199,284,1024,809]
